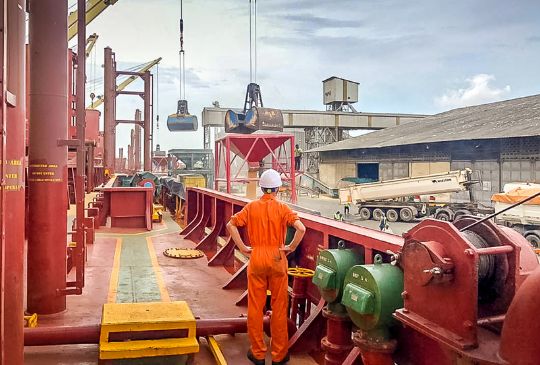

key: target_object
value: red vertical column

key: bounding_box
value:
[118,147,124,172]
[225,137,231,194]
[214,140,220,190]
[3,0,26,362]
[290,136,296,203]
[103,47,115,173]
[74,0,87,293]
[143,71,152,171]
[0,4,7,362]
[67,50,76,139]
[87,143,95,193]
[127,142,133,171]
[134,109,141,171]
[27,0,68,314]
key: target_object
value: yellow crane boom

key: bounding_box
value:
[85,33,99,57]
[68,0,119,41]
[88,57,162,109]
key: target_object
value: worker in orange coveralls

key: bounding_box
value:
[227,169,306,365]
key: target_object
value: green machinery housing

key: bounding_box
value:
[313,244,404,341]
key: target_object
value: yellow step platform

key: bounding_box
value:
[152,204,164,223]
[99,301,199,360]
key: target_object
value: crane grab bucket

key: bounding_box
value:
[225,107,283,134]
[167,100,198,131]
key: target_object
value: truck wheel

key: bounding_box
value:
[372,208,384,221]
[454,209,472,221]
[359,208,371,220]
[400,208,414,222]
[435,211,451,221]
[526,234,540,249]
[387,209,399,222]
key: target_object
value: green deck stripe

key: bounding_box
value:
[98,215,180,303]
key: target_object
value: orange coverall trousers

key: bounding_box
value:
[230,194,298,362]
[248,246,289,362]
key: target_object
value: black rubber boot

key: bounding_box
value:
[247,349,265,365]
[272,352,290,365]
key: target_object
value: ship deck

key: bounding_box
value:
[24,213,318,364]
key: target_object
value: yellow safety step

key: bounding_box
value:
[100,338,199,359]
[99,301,199,360]
[152,204,164,223]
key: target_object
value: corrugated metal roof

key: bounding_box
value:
[322,76,360,84]
[311,94,540,152]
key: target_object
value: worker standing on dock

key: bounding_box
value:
[227,169,306,365]
[344,200,351,215]
[294,144,303,171]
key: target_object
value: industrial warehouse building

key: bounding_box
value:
[311,94,540,205]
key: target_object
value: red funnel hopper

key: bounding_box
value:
[214,133,297,203]
[227,134,292,162]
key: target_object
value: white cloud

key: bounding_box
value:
[435,74,511,109]
[72,1,539,151]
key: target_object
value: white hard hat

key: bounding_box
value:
[259,169,282,189]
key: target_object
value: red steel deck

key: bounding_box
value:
[24,214,318,364]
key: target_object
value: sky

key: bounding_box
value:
[71,0,540,152]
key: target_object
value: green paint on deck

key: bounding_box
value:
[117,237,162,303]
[99,215,180,303]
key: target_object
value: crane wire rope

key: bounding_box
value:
[248,0,257,84]
[155,63,160,146]
[249,0,252,83]
[254,0,257,83]
[92,40,97,101]
[86,62,149,87]
[178,0,186,101]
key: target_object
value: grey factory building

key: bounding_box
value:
[310,94,540,205]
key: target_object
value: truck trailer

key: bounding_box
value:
[492,184,540,248]
[339,169,493,222]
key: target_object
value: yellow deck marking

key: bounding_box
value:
[207,336,228,365]
[146,236,171,302]
[97,225,169,237]
[108,238,123,303]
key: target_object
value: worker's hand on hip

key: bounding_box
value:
[279,246,294,254]
[240,247,253,255]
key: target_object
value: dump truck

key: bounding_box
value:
[491,183,540,248]
[339,169,493,222]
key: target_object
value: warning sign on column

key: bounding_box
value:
[28,163,62,183]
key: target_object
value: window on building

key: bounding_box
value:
[357,162,379,182]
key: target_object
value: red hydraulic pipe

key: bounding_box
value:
[321,308,353,365]
[4,0,27,363]
[475,245,514,255]
[360,351,394,365]
[24,325,101,346]
[27,0,68,314]
[24,317,298,346]
[143,71,152,171]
